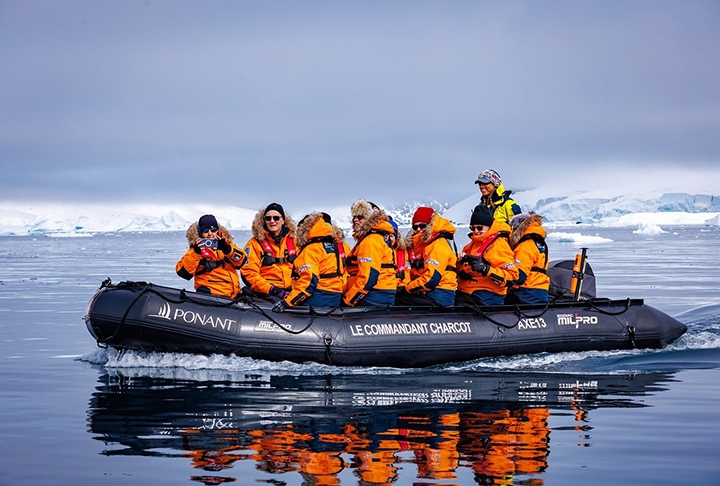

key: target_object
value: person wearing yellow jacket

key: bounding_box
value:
[344,200,397,306]
[456,205,519,306]
[506,212,550,304]
[475,169,522,223]
[176,214,247,299]
[242,203,297,299]
[272,212,345,311]
[396,207,458,307]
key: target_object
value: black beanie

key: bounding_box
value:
[470,205,494,227]
[198,214,219,233]
[264,202,285,218]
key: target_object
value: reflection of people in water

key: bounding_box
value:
[175,407,551,485]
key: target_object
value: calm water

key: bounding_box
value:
[1,227,719,485]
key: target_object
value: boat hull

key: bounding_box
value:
[85,281,687,368]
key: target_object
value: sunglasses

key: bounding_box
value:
[469,225,487,231]
[412,223,428,231]
[264,215,282,222]
[476,181,493,186]
[352,215,365,221]
[202,226,219,233]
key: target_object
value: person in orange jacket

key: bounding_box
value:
[388,217,411,289]
[456,205,519,306]
[344,200,397,306]
[396,207,458,307]
[242,203,297,300]
[506,212,550,304]
[176,214,247,299]
[272,212,345,311]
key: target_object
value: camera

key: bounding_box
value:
[199,238,218,249]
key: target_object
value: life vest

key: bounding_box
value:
[260,236,297,266]
[470,231,510,263]
[395,249,407,279]
[515,233,548,273]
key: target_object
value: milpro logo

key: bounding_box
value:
[556,313,599,329]
[147,302,237,332]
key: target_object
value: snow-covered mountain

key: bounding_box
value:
[1,189,718,236]
[443,189,720,227]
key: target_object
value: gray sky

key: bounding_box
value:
[2,0,719,213]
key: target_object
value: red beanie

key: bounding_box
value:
[412,206,434,224]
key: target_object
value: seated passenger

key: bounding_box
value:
[475,169,522,223]
[456,205,519,306]
[176,214,247,298]
[344,200,397,306]
[272,212,345,311]
[388,217,410,289]
[395,207,457,307]
[506,212,550,304]
[242,203,297,300]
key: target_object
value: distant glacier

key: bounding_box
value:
[1,190,718,236]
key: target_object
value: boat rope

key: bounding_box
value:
[461,301,519,329]
[627,325,636,348]
[93,281,152,346]
[512,300,550,319]
[586,298,632,316]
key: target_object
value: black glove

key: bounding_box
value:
[397,285,407,294]
[471,259,490,276]
[217,238,232,254]
[272,300,288,313]
[192,244,202,254]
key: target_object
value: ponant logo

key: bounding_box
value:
[148,302,172,320]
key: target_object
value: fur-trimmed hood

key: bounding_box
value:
[394,227,406,250]
[185,222,234,246]
[510,213,545,246]
[352,207,393,241]
[296,212,344,248]
[405,213,456,250]
[250,208,297,242]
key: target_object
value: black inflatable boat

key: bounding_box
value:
[85,279,687,368]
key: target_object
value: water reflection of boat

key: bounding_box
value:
[87,371,674,484]
[85,280,687,367]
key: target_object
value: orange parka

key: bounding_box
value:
[457,219,518,297]
[509,213,550,291]
[284,213,345,307]
[344,209,397,306]
[405,214,458,294]
[175,223,247,298]
[242,209,298,294]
